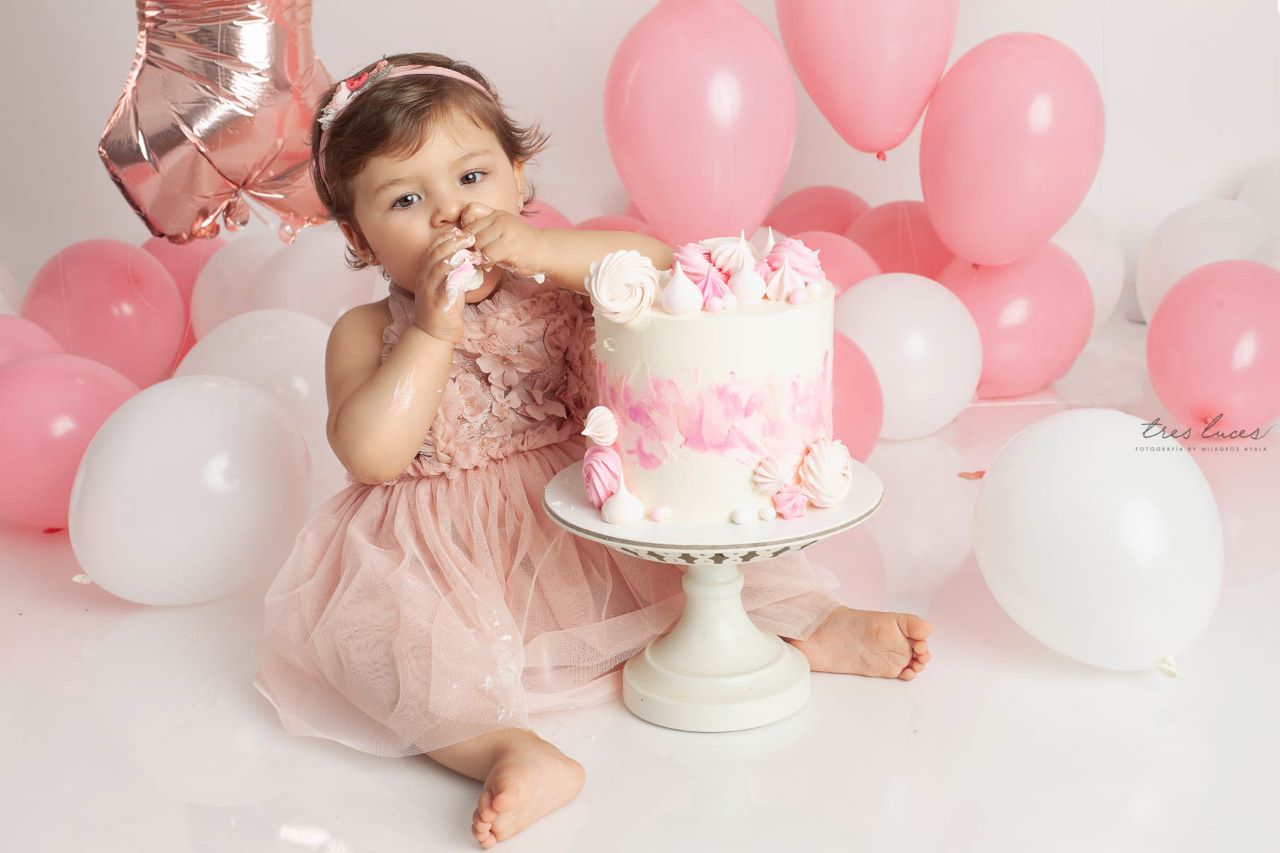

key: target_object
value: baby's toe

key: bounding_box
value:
[905,614,934,641]
[478,788,497,822]
[898,666,918,681]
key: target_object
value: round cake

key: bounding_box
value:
[580,231,855,526]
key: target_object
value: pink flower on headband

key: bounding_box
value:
[344,59,389,93]
[320,60,394,130]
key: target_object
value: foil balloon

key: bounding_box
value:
[99,0,334,244]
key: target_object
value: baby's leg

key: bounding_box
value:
[427,727,584,849]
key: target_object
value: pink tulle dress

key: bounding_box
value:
[252,270,843,757]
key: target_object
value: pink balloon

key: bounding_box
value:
[0,314,62,367]
[21,240,184,388]
[777,0,958,155]
[937,243,1093,398]
[921,33,1105,265]
[766,186,869,237]
[605,0,796,245]
[576,215,649,233]
[0,353,138,529]
[845,201,953,279]
[523,200,573,230]
[1147,260,1280,437]
[143,235,226,372]
[624,201,646,222]
[833,331,883,461]
[792,231,880,297]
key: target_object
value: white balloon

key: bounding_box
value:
[68,375,312,606]
[174,308,348,505]
[834,273,982,439]
[1238,158,1280,224]
[191,233,282,339]
[1135,198,1276,322]
[973,408,1223,671]
[250,225,381,326]
[1051,207,1126,334]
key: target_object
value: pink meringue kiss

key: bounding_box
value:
[583,444,623,509]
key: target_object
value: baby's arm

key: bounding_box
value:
[325,306,455,485]
[536,229,674,293]
[325,231,472,485]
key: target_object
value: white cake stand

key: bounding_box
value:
[543,460,883,733]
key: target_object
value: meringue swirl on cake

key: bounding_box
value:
[586,249,658,325]
[799,438,854,507]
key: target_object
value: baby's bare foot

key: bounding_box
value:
[789,605,933,680]
[471,731,585,848]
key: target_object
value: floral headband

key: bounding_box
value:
[316,59,496,193]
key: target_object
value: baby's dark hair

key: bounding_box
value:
[309,52,551,271]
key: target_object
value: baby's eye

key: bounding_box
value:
[391,193,420,210]
[461,170,486,185]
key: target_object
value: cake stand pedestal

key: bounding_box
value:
[543,461,883,733]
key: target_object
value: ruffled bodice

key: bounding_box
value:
[377,271,597,483]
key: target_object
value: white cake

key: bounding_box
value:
[579,231,856,526]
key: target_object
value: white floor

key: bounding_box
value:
[2,313,1277,853]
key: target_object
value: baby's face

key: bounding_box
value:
[345,109,525,291]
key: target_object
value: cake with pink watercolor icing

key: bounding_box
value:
[579,230,856,526]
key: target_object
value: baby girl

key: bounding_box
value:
[252,51,933,849]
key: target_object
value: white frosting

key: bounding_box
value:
[582,406,619,446]
[758,505,777,521]
[729,264,766,304]
[444,249,485,309]
[800,439,853,507]
[660,262,704,315]
[587,250,658,325]
[766,257,806,302]
[761,226,778,256]
[602,480,646,524]
[753,453,803,496]
[731,506,755,525]
[594,289,834,524]
[710,231,758,277]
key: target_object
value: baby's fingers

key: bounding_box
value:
[459,202,494,230]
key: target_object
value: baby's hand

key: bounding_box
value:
[459,202,549,281]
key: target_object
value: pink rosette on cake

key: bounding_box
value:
[583,444,623,509]
[772,483,808,519]
[766,237,825,283]
[672,241,735,311]
[673,242,715,284]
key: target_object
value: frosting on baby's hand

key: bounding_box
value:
[444,249,485,310]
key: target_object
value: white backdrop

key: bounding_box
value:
[1,0,1276,319]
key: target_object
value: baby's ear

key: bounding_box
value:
[338,220,368,254]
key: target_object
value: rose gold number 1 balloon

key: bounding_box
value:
[99,0,334,244]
